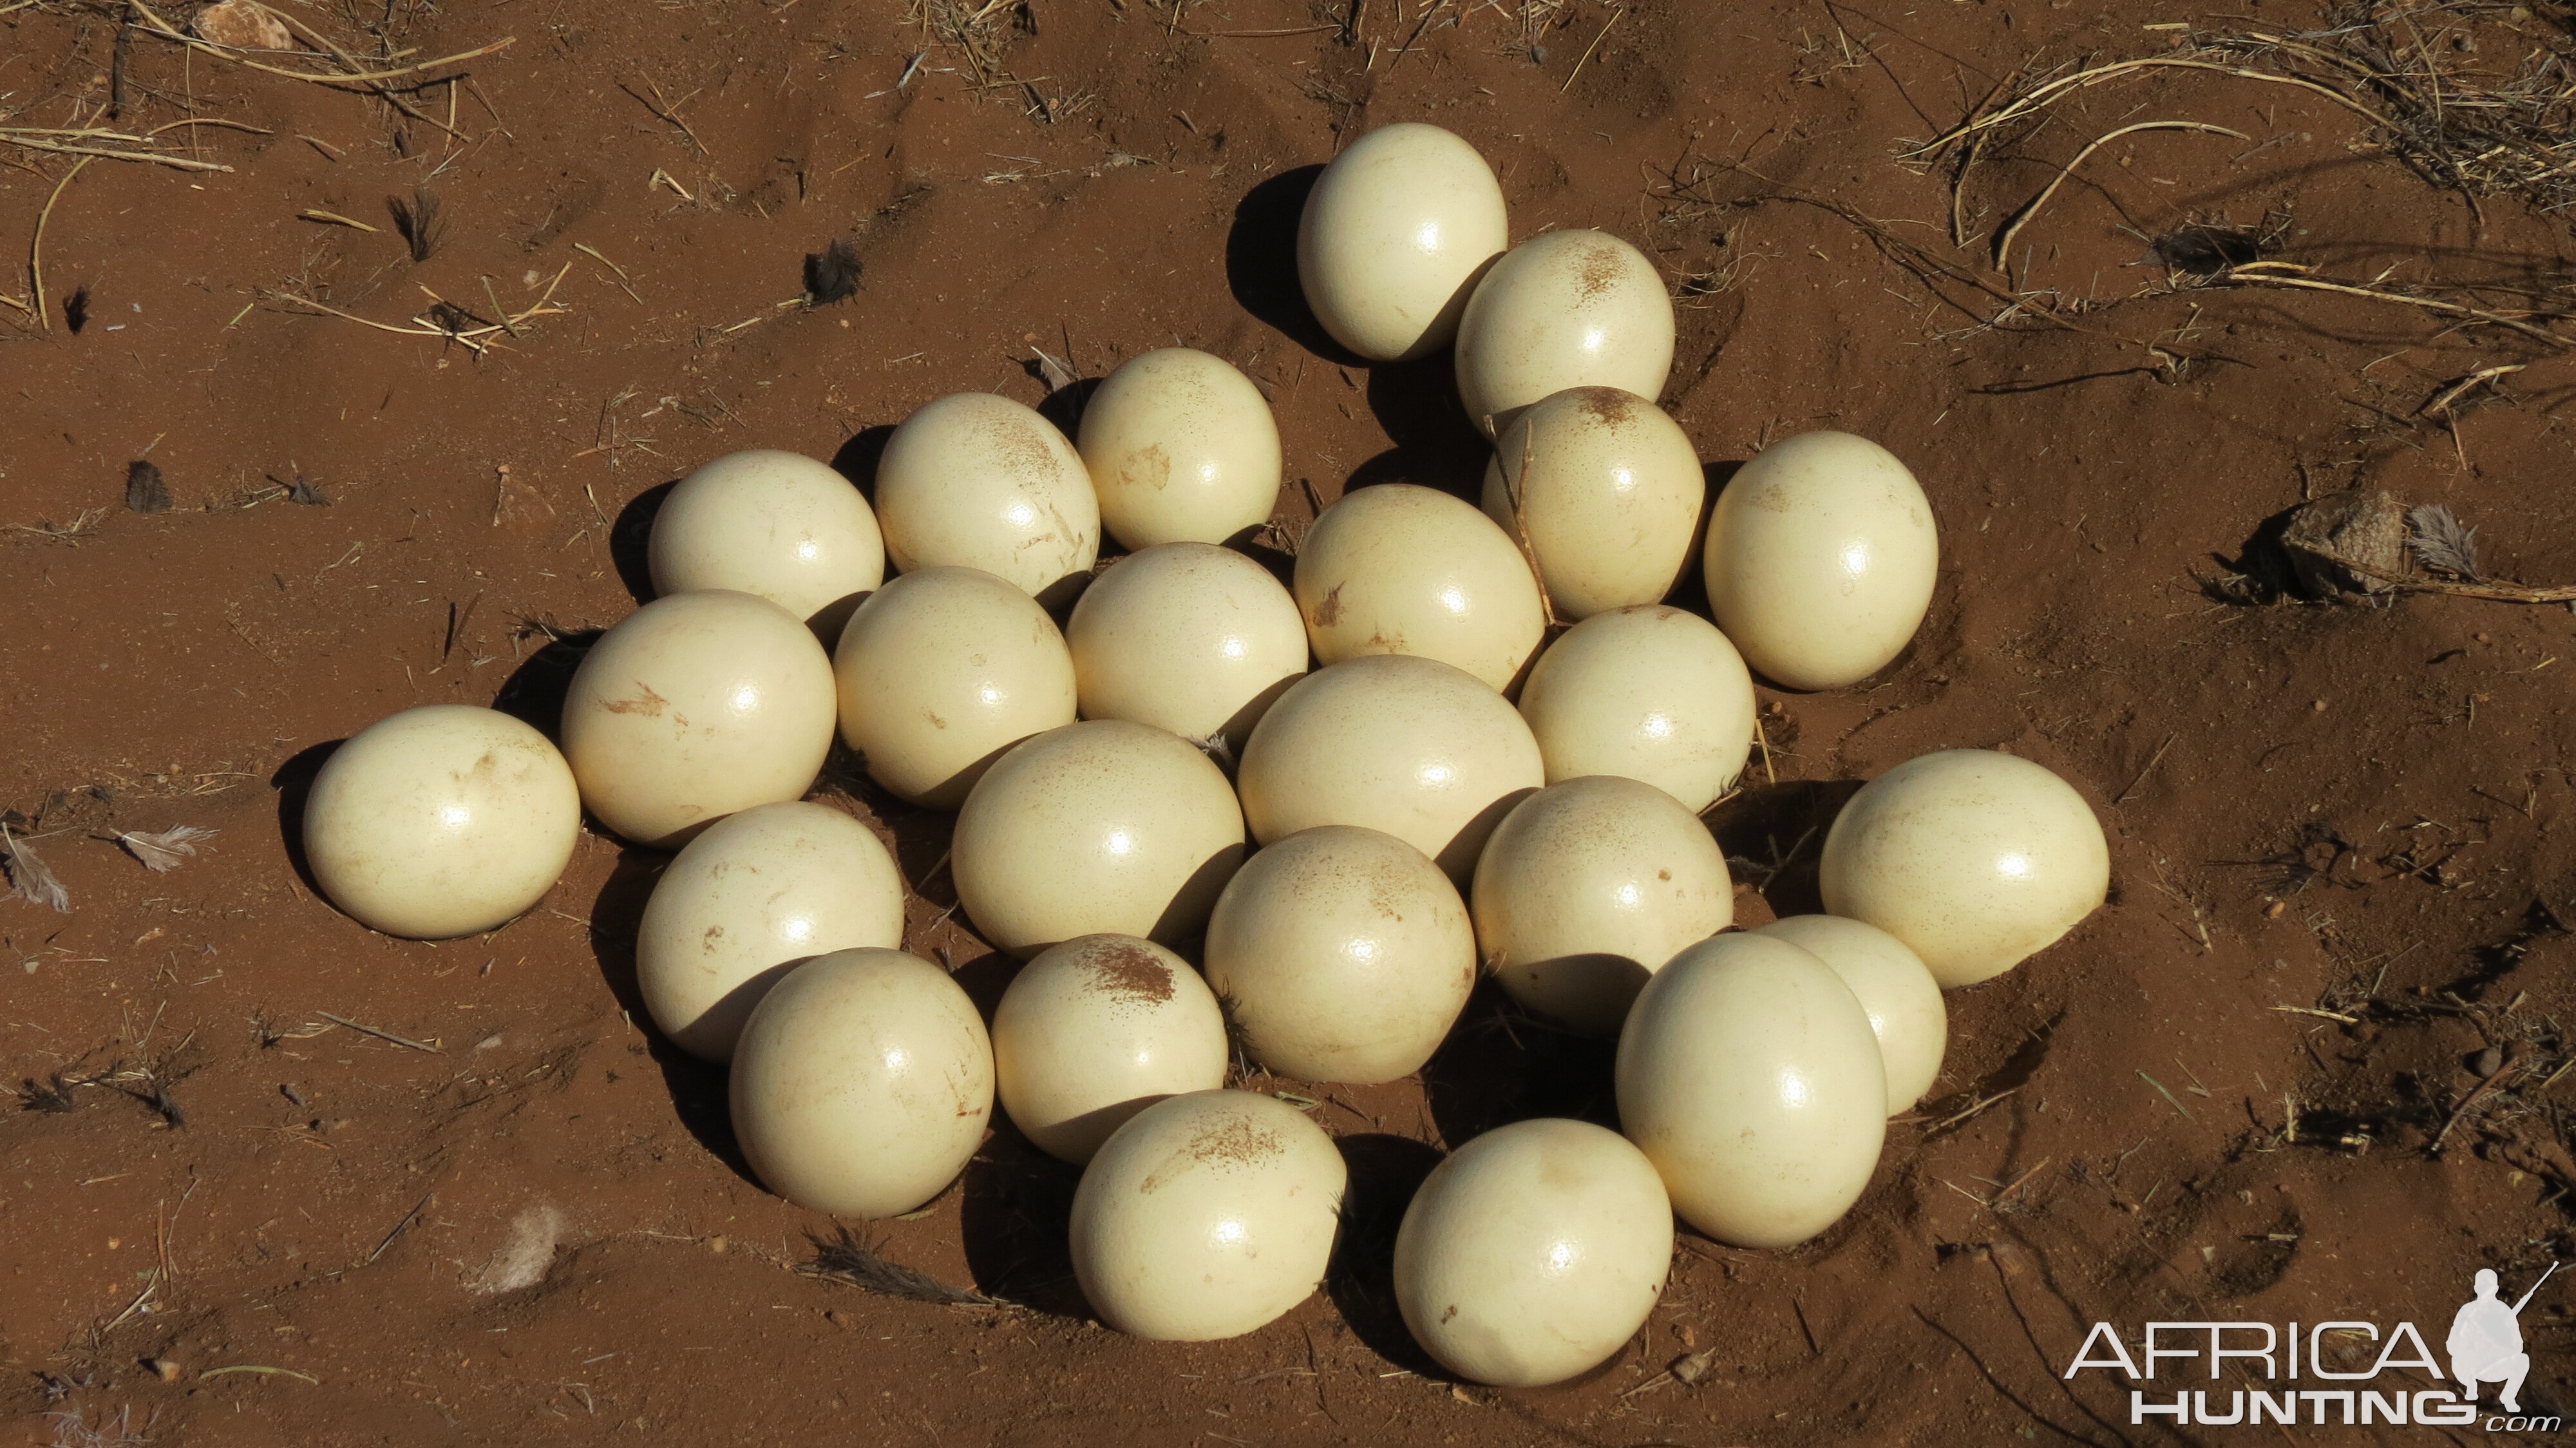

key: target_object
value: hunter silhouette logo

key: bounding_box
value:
[2060,1262,2559,1431]
[2451,1264,2555,1415]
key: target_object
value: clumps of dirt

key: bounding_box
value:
[1083,940,1175,1005]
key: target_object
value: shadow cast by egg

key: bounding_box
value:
[269,738,342,900]
[1321,1131,1447,1377]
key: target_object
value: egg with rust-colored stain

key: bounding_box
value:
[1701,430,1938,691]
[992,935,1230,1164]
[1818,748,2108,987]
[952,720,1246,960]
[303,704,580,939]
[1615,931,1886,1248]
[1472,775,1734,1036]
[1077,349,1282,551]
[1065,542,1307,758]
[1394,1118,1672,1387]
[560,590,837,848]
[831,566,1077,810]
[635,801,905,1063]
[1296,122,1508,363]
[1754,915,1947,1114]
[1455,229,1674,436]
[873,392,1101,609]
[1070,1089,1347,1340]
[1295,483,1546,694]
[647,449,884,644]
[1515,605,1756,813]
[1202,824,1475,1084]
[1235,654,1542,883]
[1482,386,1705,620]
[730,948,994,1219]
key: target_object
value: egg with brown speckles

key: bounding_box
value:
[873,392,1101,609]
[1077,349,1282,551]
[1070,1089,1347,1340]
[1202,824,1475,1084]
[992,934,1230,1164]
[560,590,838,848]
[635,801,905,1063]
[1471,775,1734,1036]
[1065,543,1308,757]
[647,450,884,643]
[303,705,580,940]
[1294,483,1547,694]
[1481,386,1705,620]
[730,948,993,1219]
[1514,605,1756,813]
[1296,122,1509,363]
[1455,230,1674,436]
[1701,430,1937,691]
[831,566,1077,810]
[1235,654,1543,883]
[952,720,1246,960]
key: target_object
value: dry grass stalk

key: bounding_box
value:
[1989,120,2248,269]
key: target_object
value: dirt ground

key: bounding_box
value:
[5,0,2576,1443]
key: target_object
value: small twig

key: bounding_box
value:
[1922,1087,2016,1137]
[366,1190,436,1262]
[1558,5,1622,94]
[2113,733,2177,806]
[1991,120,2248,271]
[2139,1070,2195,1121]
[315,1011,442,1053]
[2271,1004,2361,1025]
[199,1365,319,1383]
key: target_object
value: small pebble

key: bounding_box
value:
[2470,1047,2504,1078]
[1671,1349,1715,1384]
[705,1235,728,1255]
[826,1308,858,1329]
[2264,900,2287,919]
[146,1358,180,1382]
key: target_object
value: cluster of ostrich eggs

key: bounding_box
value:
[290,120,2109,1387]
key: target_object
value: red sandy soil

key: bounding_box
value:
[5,0,2575,1443]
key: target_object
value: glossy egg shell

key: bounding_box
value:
[1515,605,1756,813]
[1065,542,1308,757]
[873,392,1101,609]
[634,801,905,1063]
[1069,1089,1348,1340]
[1077,348,1283,551]
[1454,229,1674,435]
[1394,1118,1672,1387]
[1817,748,2108,987]
[1294,121,1509,363]
[992,934,1230,1164]
[647,449,884,643]
[1701,430,1938,691]
[302,704,580,940]
[1481,386,1705,620]
[1754,915,1947,1113]
[831,566,1077,810]
[1294,482,1547,694]
[1615,931,1886,1248]
[729,949,994,1219]
[559,589,838,848]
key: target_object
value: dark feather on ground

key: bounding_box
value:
[124,459,170,514]
[2407,503,2483,580]
[804,239,862,304]
[800,1227,1009,1307]
[64,285,90,335]
[389,185,446,263]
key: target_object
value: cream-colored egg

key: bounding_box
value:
[1394,1118,1671,1387]
[1753,915,1947,1114]
[560,590,837,848]
[873,392,1101,608]
[303,705,579,939]
[1295,122,1509,363]
[952,721,1245,960]
[1202,824,1475,1083]
[1070,1089,1347,1340]
[1077,349,1282,551]
[647,449,885,642]
[831,567,1077,809]
[634,801,905,1063]
[1455,230,1674,436]
[992,934,1231,1163]
[729,948,993,1219]
[1702,431,1937,691]
[1236,654,1543,882]
[1471,776,1734,1036]
[1065,543,1307,756]
[1818,749,2108,988]
[1294,484,1546,694]
[1515,606,1755,812]
[1481,387,1705,620]
[1615,931,1886,1248]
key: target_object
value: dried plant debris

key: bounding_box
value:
[804,238,862,305]
[115,825,216,873]
[2148,222,2264,277]
[388,185,446,263]
[124,459,171,514]
[799,1227,1010,1307]
[2407,504,2483,580]
[284,473,329,506]
[1028,344,1074,392]
[63,284,90,335]
[1,828,70,913]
